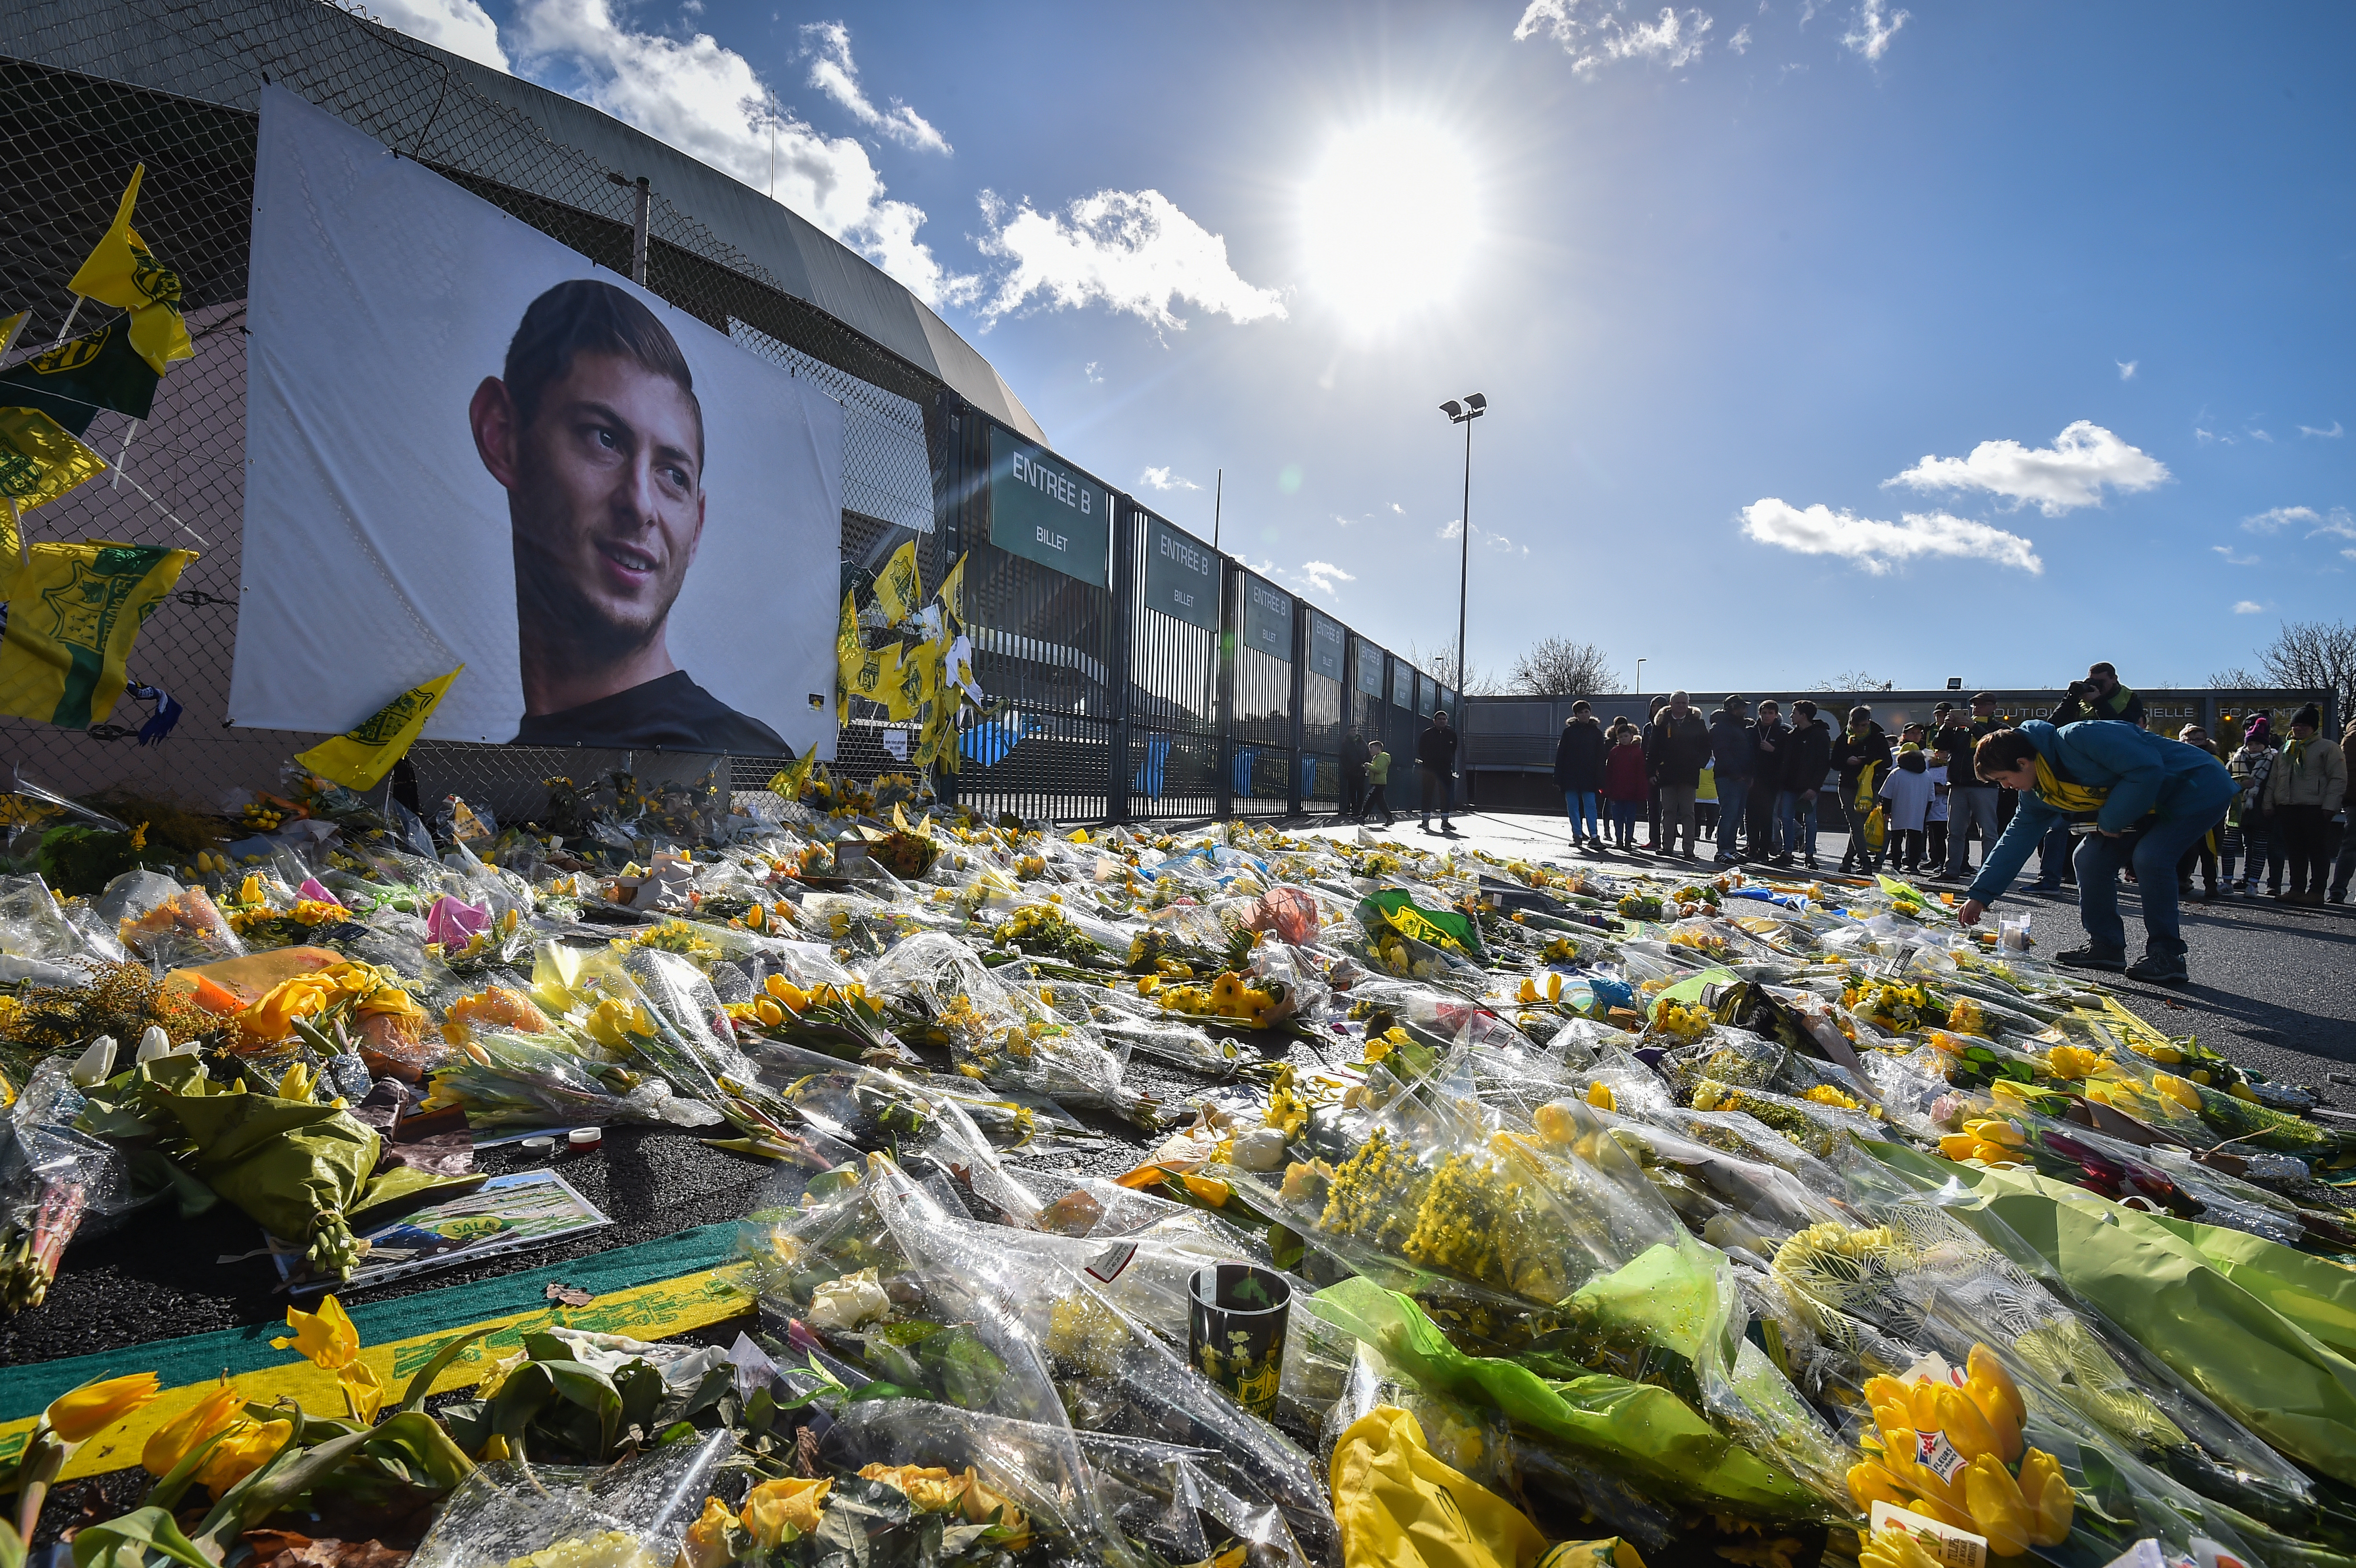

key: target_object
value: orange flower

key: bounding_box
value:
[741,1477,831,1546]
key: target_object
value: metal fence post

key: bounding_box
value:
[631,175,650,284]
[1287,593,1307,817]
[1107,497,1137,824]
[1217,561,1237,819]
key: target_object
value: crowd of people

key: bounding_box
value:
[1516,664,2347,986]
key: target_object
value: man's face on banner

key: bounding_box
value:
[506,351,706,658]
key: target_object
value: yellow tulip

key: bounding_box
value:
[46,1372,162,1444]
[2018,1448,2074,1546]
[240,874,263,905]
[1964,1346,2026,1460]
[1547,972,1563,1002]
[1586,1080,1616,1111]
[1938,1132,1980,1161]
[755,999,785,1028]
[1847,1459,1909,1512]
[858,1464,967,1514]
[274,1295,361,1370]
[195,1417,293,1495]
[742,1476,831,1546]
[277,1061,314,1104]
[1928,1383,2002,1463]
[339,1360,386,1424]
[142,1379,244,1476]
[1961,1453,2032,1557]
[1900,1490,1983,1535]
[1860,1524,1943,1568]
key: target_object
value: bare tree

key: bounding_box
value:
[1818,669,1897,692]
[1403,640,1505,696]
[2211,618,2356,720]
[1506,637,1625,696]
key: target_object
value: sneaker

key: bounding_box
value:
[1770,854,1795,868]
[2031,880,2062,892]
[2057,946,2127,971]
[2126,954,2189,986]
[1803,856,1819,870]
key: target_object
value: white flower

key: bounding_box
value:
[806,1266,891,1331]
[70,1034,119,1087]
[136,1025,174,1063]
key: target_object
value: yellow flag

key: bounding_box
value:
[0,311,26,359]
[294,665,463,792]
[938,551,966,627]
[873,540,921,626]
[66,165,192,376]
[767,752,817,802]
[0,407,108,514]
[0,541,194,728]
[846,642,908,718]
[834,590,859,728]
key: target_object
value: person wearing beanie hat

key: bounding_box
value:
[2262,704,2346,906]
[2225,717,2281,897]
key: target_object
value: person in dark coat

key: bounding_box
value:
[1832,706,1893,873]
[1418,709,1460,833]
[1340,729,1370,821]
[1647,691,1711,859]
[1553,701,1608,848]
[1602,719,1649,849]
[1705,696,1758,864]
[1747,699,1789,862]
[1641,694,1669,850]
[1775,699,1833,869]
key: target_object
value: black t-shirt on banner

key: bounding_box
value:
[511,669,791,754]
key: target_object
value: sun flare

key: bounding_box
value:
[1302,120,1478,330]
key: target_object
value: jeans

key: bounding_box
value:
[1365,782,1392,823]
[2331,822,2355,899]
[1658,784,1698,855]
[2073,814,2222,960]
[1342,768,1365,818]
[1776,791,1818,858]
[1607,799,1641,843]
[2224,817,2267,885]
[2176,814,2225,892]
[1563,789,1600,839]
[1946,786,2000,875]
[1716,777,1750,859]
[2038,823,2074,885]
[1420,766,1453,821]
[1746,780,1780,857]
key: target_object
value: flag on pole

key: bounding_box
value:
[0,320,161,437]
[0,541,194,728]
[872,540,921,626]
[66,165,192,377]
[0,407,108,514]
[294,665,463,791]
[938,551,967,628]
[0,312,26,359]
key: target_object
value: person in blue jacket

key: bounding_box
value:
[1956,719,2235,986]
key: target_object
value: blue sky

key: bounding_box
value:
[379,0,2353,694]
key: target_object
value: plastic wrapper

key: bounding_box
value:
[429,1029,728,1130]
[411,1430,735,1568]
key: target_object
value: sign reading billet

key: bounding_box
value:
[990,426,1108,587]
[1240,574,1293,661]
[1354,636,1385,697]
[1308,609,1344,683]
[1141,511,1219,631]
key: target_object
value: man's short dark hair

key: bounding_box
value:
[1792,699,1817,718]
[1976,728,2040,774]
[1970,692,1996,705]
[504,279,702,463]
[2089,661,2117,679]
[1848,705,1873,724]
[1570,700,1592,716]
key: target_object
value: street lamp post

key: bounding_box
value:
[1438,393,1487,706]
[1636,658,1646,694]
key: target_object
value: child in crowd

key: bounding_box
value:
[1878,728,1943,872]
[1363,740,1393,826]
[1601,719,1648,849]
[1696,762,1719,838]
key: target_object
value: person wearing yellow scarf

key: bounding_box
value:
[1954,719,2235,986]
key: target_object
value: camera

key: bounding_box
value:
[2067,680,2091,697]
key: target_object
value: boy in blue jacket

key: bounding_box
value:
[1956,719,2234,986]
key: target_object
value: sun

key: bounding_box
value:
[1302,119,1478,331]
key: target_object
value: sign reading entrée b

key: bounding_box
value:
[1141,512,1219,631]
[989,426,1109,587]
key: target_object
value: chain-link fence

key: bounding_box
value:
[3,0,1454,828]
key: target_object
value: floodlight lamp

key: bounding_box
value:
[1439,400,1463,419]
[1465,392,1488,413]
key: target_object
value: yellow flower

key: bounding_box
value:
[680,1496,739,1568]
[2018,1448,2074,1546]
[1961,1452,2032,1557]
[339,1359,386,1424]
[274,1295,361,1370]
[741,1476,831,1546]
[142,1379,245,1476]
[858,1464,967,1514]
[195,1417,293,1495]
[46,1372,161,1444]
[959,1468,1028,1546]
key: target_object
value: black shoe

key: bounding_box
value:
[2057,946,2127,971]
[1803,856,1819,870]
[2126,955,2189,986]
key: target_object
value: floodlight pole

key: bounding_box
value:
[1440,395,1487,702]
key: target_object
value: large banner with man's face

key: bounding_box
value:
[232,86,844,758]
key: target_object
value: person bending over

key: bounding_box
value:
[1956,719,2234,987]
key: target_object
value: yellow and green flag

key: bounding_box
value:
[0,541,194,728]
[0,320,162,436]
[294,665,463,791]
[67,165,192,377]
[938,551,966,628]
[0,407,108,514]
[872,540,921,626]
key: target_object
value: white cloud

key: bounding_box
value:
[2242,505,2320,534]
[508,0,971,306]
[2212,545,2260,566]
[1740,499,2043,574]
[1514,1,1715,76]
[1886,420,2169,515]
[1437,519,1527,555]
[1298,561,1357,596]
[2310,507,2356,540]
[976,189,1286,332]
[2250,428,2274,443]
[2233,601,2266,614]
[1729,23,1752,51]
[1841,0,1909,59]
[1139,466,1200,491]
[1083,360,1102,384]
[2116,359,2138,381]
[362,0,510,71]
[2300,421,2345,439]
[2196,427,2231,446]
[799,21,950,154]
[1389,502,1404,514]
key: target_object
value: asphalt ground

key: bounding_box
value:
[8,808,2351,1369]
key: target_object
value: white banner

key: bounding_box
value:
[234,86,842,758]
